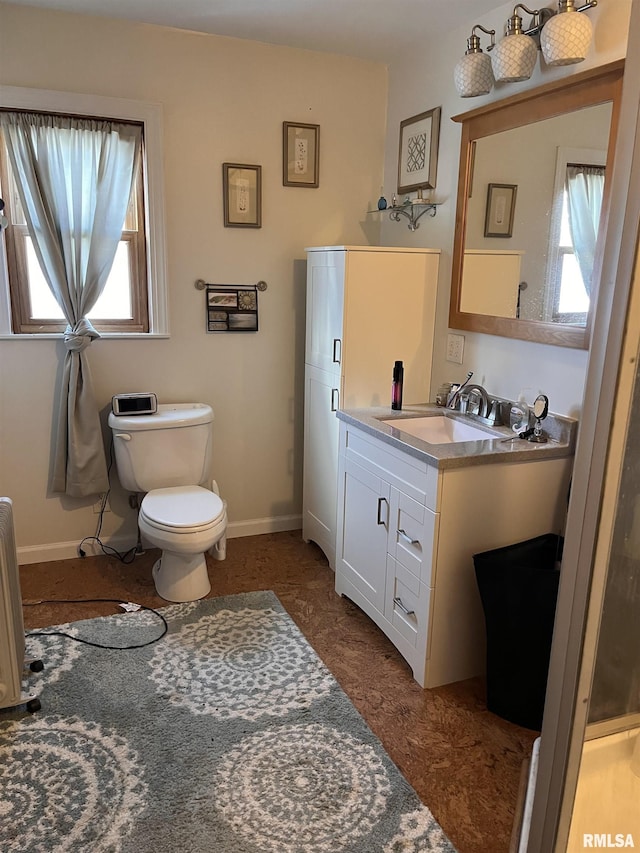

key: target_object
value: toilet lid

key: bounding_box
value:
[140,486,224,529]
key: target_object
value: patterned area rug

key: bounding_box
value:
[0,591,456,852]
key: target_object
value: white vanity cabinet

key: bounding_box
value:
[335,419,572,688]
[302,246,440,569]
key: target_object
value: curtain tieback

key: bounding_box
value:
[64,318,101,353]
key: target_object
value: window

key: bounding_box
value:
[544,146,606,325]
[0,88,167,336]
[551,184,592,323]
[0,117,148,333]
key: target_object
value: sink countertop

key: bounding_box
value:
[337,404,577,470]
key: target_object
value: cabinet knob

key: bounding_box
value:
[332,338,341,364]
[398,528,421,547]
[331,388,339,412]
[393,596,416,618]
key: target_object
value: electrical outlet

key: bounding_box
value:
[93,494,111,514]
[446,333,465,364]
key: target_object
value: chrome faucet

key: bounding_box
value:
[446,373,504,424]
[447,371,473,408]
[463,384,490,418]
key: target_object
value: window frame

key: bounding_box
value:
[0,86,168,338]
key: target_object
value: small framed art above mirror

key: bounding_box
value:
[450,60,624,349]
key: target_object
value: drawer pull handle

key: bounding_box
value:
[393,596,415,617]
[332,338,341,364]
[331,388,339,412]
[376,497,388,526]
[398,528,420,546]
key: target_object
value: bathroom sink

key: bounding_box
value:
[381,415,501,445]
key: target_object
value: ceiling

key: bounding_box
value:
[6,0,502,61]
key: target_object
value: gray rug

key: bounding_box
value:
[0,591,456,852]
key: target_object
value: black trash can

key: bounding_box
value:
[473,533,563,731]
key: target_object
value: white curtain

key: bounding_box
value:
[1,111,142,497]
[565,164,605,297]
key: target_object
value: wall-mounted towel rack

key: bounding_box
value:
[194,279,268,291]
[195,279,266,332]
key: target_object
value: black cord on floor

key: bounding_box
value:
[78,437,139,564]
[25,597,168,649]
[78,533,138,564]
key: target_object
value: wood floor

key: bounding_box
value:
[19,530,537,853]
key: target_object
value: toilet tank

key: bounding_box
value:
[108,403,214,493]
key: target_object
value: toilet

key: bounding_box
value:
[108,403,227,602]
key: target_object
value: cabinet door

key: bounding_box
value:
[305,252,345,374]
[337,456,390,613]
[302,365,341,568]
[341,250,439,407]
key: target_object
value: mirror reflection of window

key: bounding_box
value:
[557,187,589,317]
[544,146,606,325]
[554,165,605,322]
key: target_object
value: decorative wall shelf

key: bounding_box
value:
[368,203,442,231]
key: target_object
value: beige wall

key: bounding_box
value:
[0,3,388,558]
[380,0,632,416]
[0,0,632,561]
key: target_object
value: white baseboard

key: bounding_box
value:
[18,533,135,564]
[17,514,302,565]
[227,514,302,539]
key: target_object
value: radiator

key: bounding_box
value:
[0,497,40,712]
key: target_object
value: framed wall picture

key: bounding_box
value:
[397,107,441,194]
[283,122,320,187]
[206,285,259,332]
[222,163,262,228]
[484,183,518,238]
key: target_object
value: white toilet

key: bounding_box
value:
[108,403,227,602]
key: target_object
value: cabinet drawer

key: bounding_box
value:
[343,425,439,508]
[390,490,438,585]
[385,557,431,650]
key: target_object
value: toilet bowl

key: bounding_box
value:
[139,485,227,602]
[108,402,227,603]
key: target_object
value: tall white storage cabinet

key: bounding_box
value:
[302,246,440,568]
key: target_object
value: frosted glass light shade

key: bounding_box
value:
[454,52,495,97]
[541,10,593,65]
[491,33,538,82]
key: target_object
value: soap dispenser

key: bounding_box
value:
[510,400,529,433]
[510,388,533,433]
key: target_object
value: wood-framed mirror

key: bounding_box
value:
[450,60,624,349]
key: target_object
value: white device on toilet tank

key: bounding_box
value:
[108,403,227,603]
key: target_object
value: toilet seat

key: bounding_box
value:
[140,486,224,533]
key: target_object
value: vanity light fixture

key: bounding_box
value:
[540,0,596,65]
[454,25,496,98]
[491,5,541,83]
